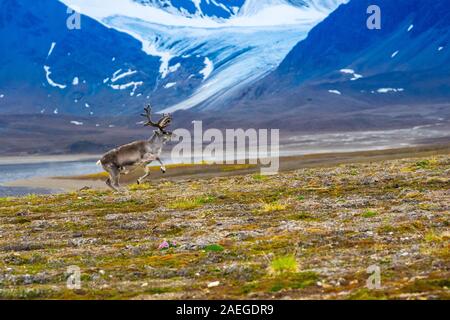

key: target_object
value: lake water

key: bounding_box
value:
[0,159,102,197]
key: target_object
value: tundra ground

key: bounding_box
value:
[0,154,448,299]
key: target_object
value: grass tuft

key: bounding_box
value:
[261,202,287,213]
[270,255,298,274]
[168,196,216,210]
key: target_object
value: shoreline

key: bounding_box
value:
[0,154,101,165]
[5,142,450,194]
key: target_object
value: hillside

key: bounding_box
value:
[225,0,450,129]
[0,0,345,116]
[0,154,448,299]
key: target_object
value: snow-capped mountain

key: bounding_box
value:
[0,0,166,116]
[131,0,342,20]
[225,0,450,131]
[2,0,448,155]
[57,0,345,113]
[0,0,346,116]
[133,0,244,19]
[245,0,450,101]
[277,0,450,84]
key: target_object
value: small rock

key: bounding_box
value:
[69,238,98,247]
[207,281,220,288]
[104,214,122,221]
[119,221,146,230]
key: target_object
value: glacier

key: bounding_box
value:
[59,0,346,112]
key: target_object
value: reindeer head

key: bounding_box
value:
[141,105,175,142]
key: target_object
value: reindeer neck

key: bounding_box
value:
[147,132,164,148]
[148,133,158,143]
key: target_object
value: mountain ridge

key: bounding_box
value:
[231,0,450,110]
[0,0,345,116]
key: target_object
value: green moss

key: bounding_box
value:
[347,288,388,300]
[144,287,178,295]
[424,231,445,243]
[269,272,319,292]
[168,196,216,210]
[0,288,51,299]
[415,159,436,170]
[221,164,256,172]
[240,282,258,294]
[362,210,378,218]
[205,244,225,252]
[128,183,153,191]
[288,212,316,221]
[14,217,31,224]
[404,278,450,293]
[162,226,185,237]
[252,174,269,181]
[3,253,47,266]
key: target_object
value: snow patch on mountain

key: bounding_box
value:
[44,66,67,89]
[167,63,181,75]
[377,88,404,93]
[340,69,354,74]
[110,81,143,96]
[340,69,363,81]
[199,57,214,80]
[111,69,137,82]
[47,42,56,58]
[164,82,177,89]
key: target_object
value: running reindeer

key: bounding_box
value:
[97,105,175,191]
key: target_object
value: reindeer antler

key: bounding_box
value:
[141,105,172,132]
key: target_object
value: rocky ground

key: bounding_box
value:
[0,155,448,300]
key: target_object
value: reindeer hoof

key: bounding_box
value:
[161,168,166,174]
[136,180,140,185]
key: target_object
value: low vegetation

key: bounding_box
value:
[0,155,449,300]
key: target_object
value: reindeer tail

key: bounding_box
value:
[96,160,102,166]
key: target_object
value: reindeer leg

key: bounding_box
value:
[156,157,166,173]
[105,177,114,190]
[103,164,121,192]
[113,171,127,192]
[137,162,153,184]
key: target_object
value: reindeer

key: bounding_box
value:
[96,105,175,191]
